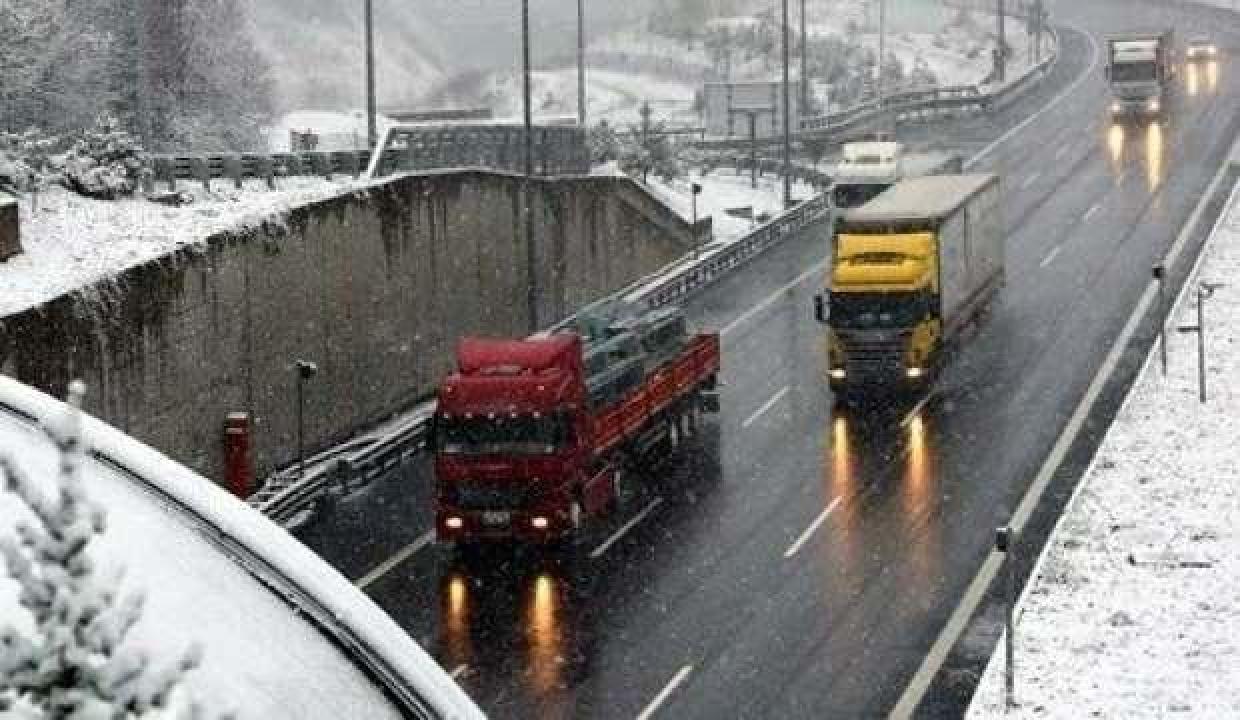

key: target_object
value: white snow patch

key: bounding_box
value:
[967,173,1240,718]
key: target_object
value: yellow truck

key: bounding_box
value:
[813,174,1003,399]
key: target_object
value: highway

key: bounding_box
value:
[294,1,1240,717]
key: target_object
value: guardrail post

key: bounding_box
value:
[996,525,1016,709]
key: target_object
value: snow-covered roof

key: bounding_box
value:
[0,376,484,719]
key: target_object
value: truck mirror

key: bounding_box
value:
[814,294,828,324]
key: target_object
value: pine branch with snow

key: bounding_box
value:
[60,117,151,201]
[0,382,229,720]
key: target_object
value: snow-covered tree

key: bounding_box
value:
[588,119,623,167]
[60,117,151,200]
[0,382,224,719]
[619,102,683,184]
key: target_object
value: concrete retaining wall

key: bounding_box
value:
[0,170,692,484]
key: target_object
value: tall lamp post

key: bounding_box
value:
[691,181,703,260]
[782,0,792,208]
[877,0,886,107]
[295,360,318,479]
[523,0,538,333]
[364,0,377,148]
[800,0,809,112]
[578,0,587,128]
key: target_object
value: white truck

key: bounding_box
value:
[1105,29,1176,122]
[829,141,963,209]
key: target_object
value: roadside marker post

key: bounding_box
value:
[995,525,1016,710]
[1153,264,1167,376]
[1177,283,1225,403]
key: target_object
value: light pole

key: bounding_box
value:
[877,0,886,107]
[364,0,377,148]
[578,0,587,128]
[295,360,318,479]
[996,0,1007,84]
[800,0,809,113]
[782,0,793,208]
[523,0,538,333]
[691,181,703,260]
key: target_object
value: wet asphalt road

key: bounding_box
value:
[294,1,1240,717]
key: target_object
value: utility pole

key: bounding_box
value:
[877,0,886,107]
[997,0,1007,84]
[523,0,538,333]
[578,0,587,128]
[365,0,377,148]
[800,0,809,113]
[782,0,792,208]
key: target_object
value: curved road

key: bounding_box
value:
[294,1,1240,717]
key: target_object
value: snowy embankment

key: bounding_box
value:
[0,178,364,318]
[643,169,814,243]
[967,173,1240,718]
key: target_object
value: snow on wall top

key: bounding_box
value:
[0,178,369,319]
[0,375,484,718]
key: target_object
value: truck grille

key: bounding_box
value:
[837,330,909,381]
[452,481,532,510]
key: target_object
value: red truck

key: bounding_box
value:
[433,306,720,544]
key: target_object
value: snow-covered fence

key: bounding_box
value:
[0,197,19,261]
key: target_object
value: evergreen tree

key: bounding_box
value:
[0,382,225,719]
[619,102,682,184]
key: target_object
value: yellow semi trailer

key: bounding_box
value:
[813,174,1003,399]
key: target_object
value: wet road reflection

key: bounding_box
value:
[1106,123,1125,171]
[1145,121,1164,191]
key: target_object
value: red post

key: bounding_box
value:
[223,412,254,498]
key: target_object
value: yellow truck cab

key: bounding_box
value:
[814,174,1003,400]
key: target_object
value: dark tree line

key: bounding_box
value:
[0,0,275,152]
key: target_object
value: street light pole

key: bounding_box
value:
[782,0,792,208]
[578,0,587,128]
[997,0,1007,84]
[878,0,886,107]
[523,0,538,333]
[364,0,377,148]
[800,0,809,112]
[295,360,318,479]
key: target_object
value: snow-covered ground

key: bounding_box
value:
[644,169,816,242]
[967,173,1240,718]
[0,178,365,318]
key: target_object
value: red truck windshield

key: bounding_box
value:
[435,414,571,456]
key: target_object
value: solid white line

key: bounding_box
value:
[1039,245,1062,268]
[450,665,468,680]
[1083,202,1102,222]
[784,497,843,559]
[965,25,1101,171]
[1021,171,1042,189]
[590,498,664,559]
[721,261,827,337]
[636,665,694,720]
[888,133,1240,720]
[742,386,790,428]
[356,530,434,590]
[1054,144,1072,161]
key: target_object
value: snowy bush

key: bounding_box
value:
[60,117,151,200]
[0,129,64,195]
[618,102,683,184]
[0,382,226,720]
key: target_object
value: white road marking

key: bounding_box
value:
[1021,171,1042,189]
[722,261,827,337]
[636,665,694,720]
[356,530,434,589]
[450,665,468,680]
[889,133,1240,720]
[1040,245,1062,268]
[742,386,790,428]
[1054,144,1072,161]
[900,393,934,428]
[965,25,1101,171]
[590,498,664,559]
[784,497,843,559]
[1084,202,1103,222]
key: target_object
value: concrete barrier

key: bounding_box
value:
[0,170,693,483]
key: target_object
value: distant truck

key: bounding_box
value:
[829,140,963,210]
[1105,29,1176,122]
[433,302,720,544]
[814,174,1004,398]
